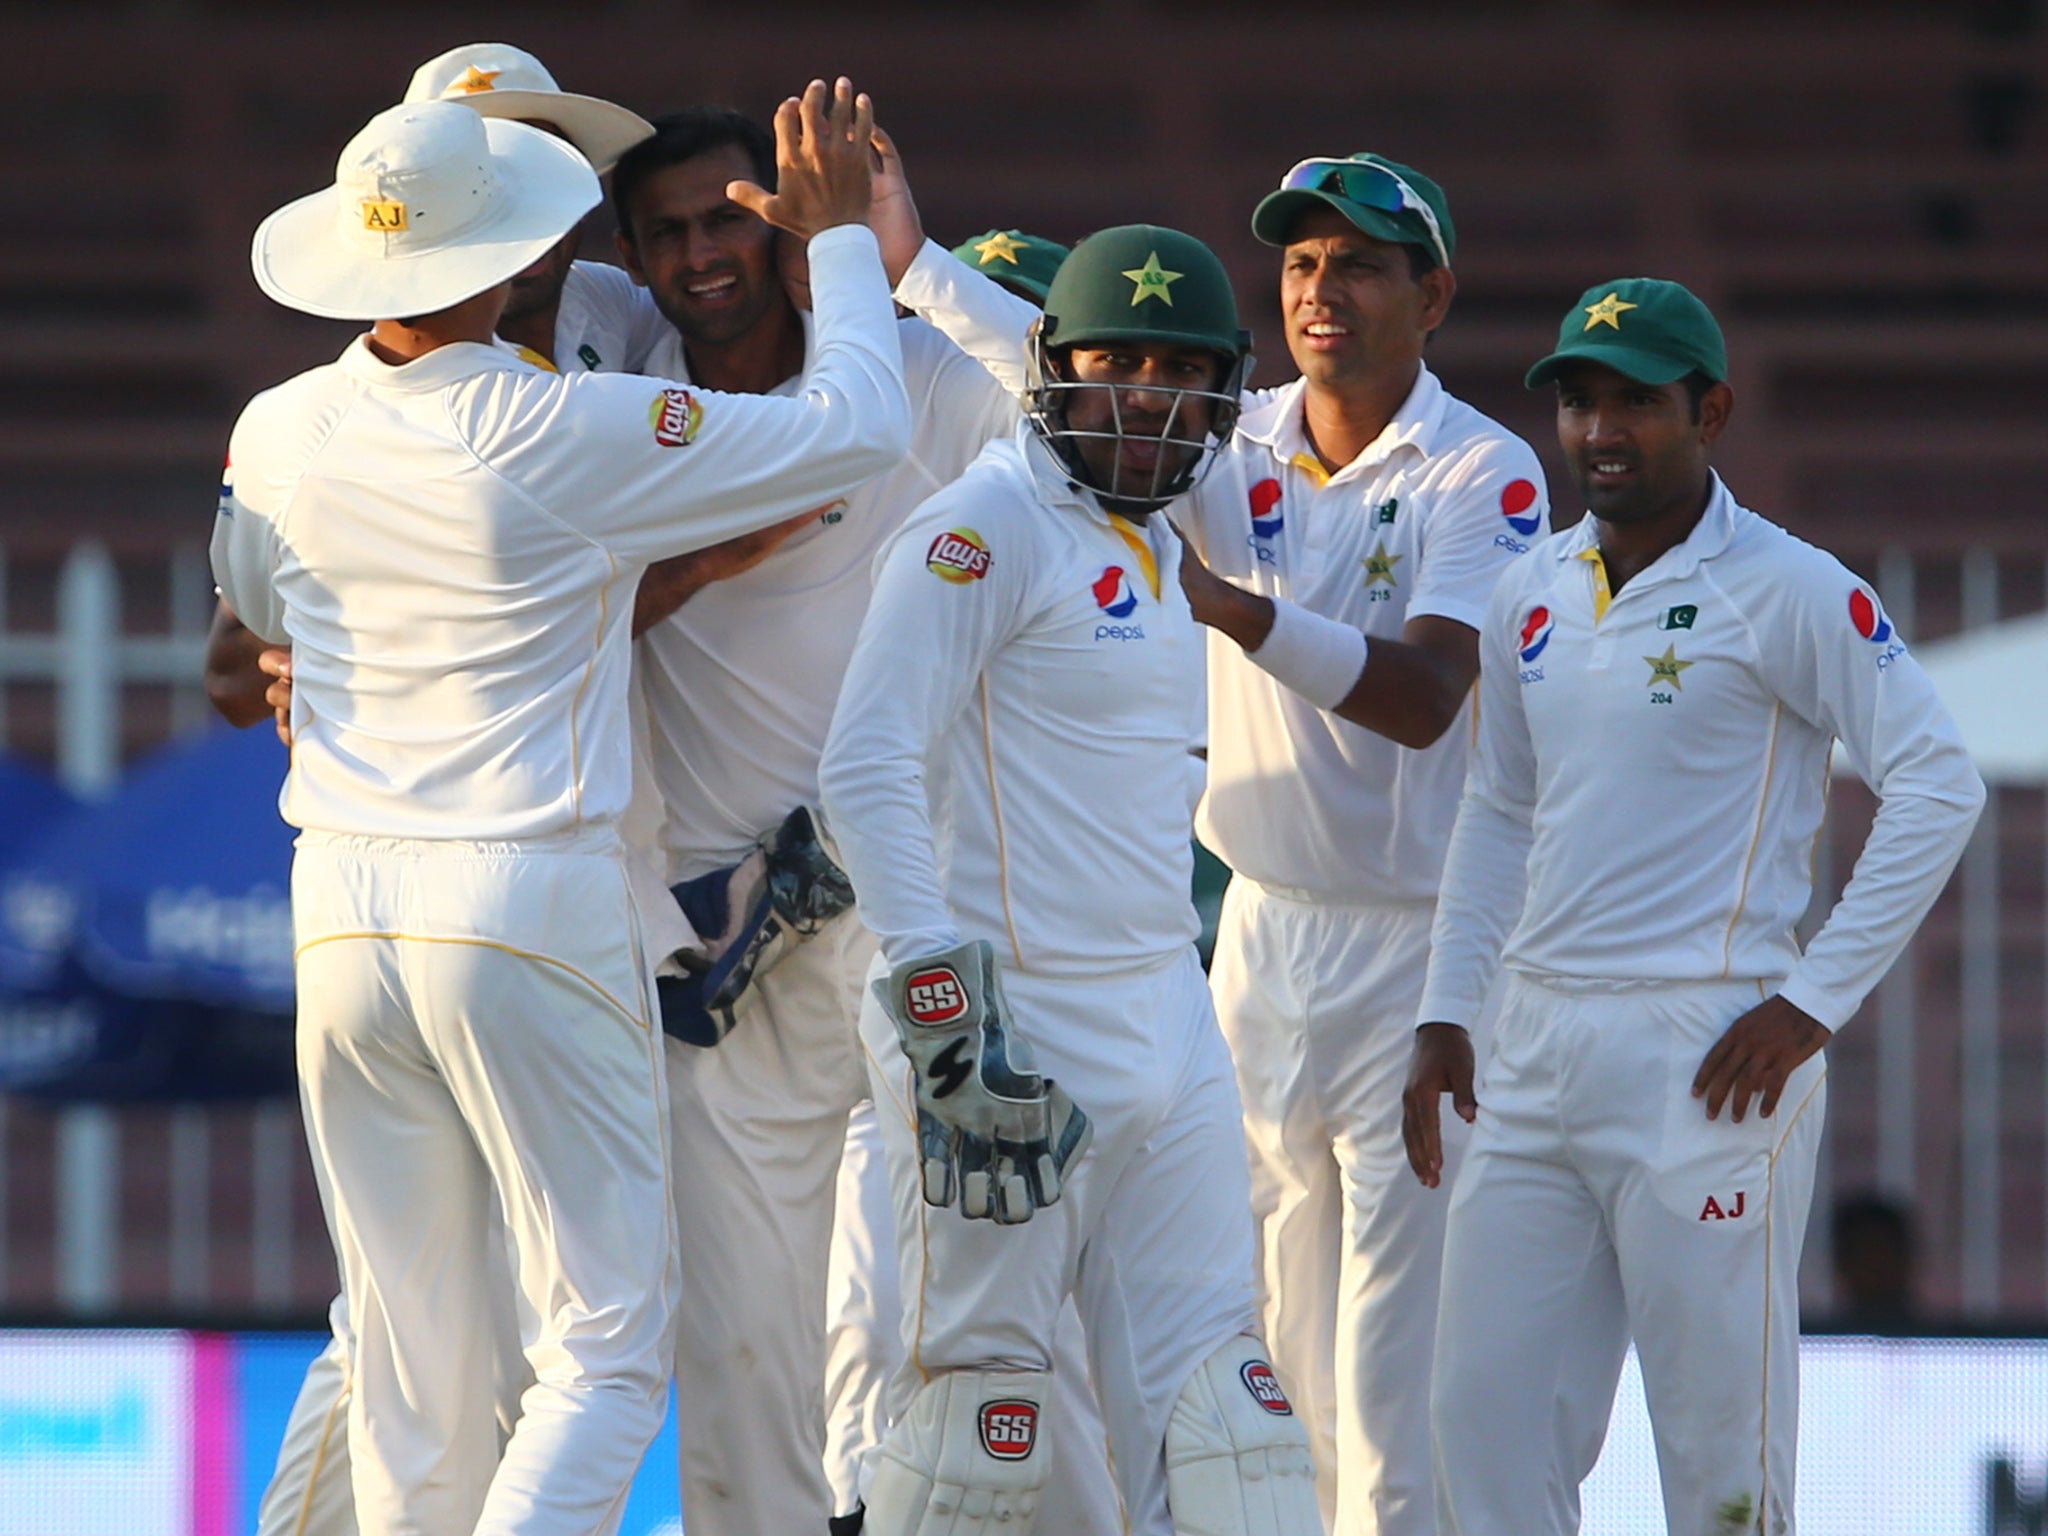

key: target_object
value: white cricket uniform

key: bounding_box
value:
[1419,477,1984,1536]
[217,225,910,1536]
[631,314,1027,1536]
[1182,369,1544,1536]
[891,239,1547,1533]
[819,428,1258,1536]
[253,258,685,1536]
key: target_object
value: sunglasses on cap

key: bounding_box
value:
[1277,157,1450,271]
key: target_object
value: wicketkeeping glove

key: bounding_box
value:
[876,939,1092,1225]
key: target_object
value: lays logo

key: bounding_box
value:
[1239,1361,1294,1416]
[1518,605,1554,663]
[1849,586,1894,644]
[1500,479,1542,538]
[978,1399,1040,1461]
[649,388,703,448]
[1249,477,1284,539]
[927,528,992,584]
[1092,565,1139,618]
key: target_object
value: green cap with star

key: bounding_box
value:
[951,228,1070,303]
[1525,278,1728,389]
[1040,223,1245,358]
[1251,153,1455,268]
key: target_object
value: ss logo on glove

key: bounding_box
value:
[906,966,969,1025]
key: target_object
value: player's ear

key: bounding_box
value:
[1418,264,1456,334]
[615,227,646,284]
[1697,381,1735,446]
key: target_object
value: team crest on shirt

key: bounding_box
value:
[1239,1361,1294,1415]
[927,528,992,584]
[649,388,703,448]
[1517,605,1554,664]
[978,1400,1040,1460]
[1249,478,1284,541]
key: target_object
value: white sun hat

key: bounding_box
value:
[250,99,602,322]
[405,42,654,173]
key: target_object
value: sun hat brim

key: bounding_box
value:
[449,88,654,174]
[250,118,600,322]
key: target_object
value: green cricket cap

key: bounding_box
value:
[951,228,1070,303]
[1251,153,1455,268]
[1525,278,1728,389]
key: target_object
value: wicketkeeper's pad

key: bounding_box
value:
[1165,1335,1320,1536]
[864,1369,1050,1536]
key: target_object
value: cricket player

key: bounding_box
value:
[209,50,751,1536]
[1403,279,1984,1536]
[214,82,909,1536]
[866,146,1545,1534]
[604,107,1042,1536]
[819,224,1320,1536]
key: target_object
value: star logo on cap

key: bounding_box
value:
[453,65,503,95]
[1362,542,1403,588]
[1583,292,1638,332]
[974,232,1025,267]
[1643,644,1695,689]
[1122,252,1183,307]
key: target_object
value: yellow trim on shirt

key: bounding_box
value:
[978,677,1027,968]
[1106,514,1160,599]
[1722,702,1785,975]
[1288,451,1331,487]
[511,344,559,373]
[1577,546,1613,623]
[294,930,650,1030]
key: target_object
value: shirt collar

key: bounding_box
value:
[1550,471,1743,579]
[336,335,528,391]
[1240,364,1447,487]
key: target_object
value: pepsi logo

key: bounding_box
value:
[904,967,969,1026]
[1249,477,1284,539]
[978,1399,1040,1460]
[1239,1361,1293,1416]
[1849,587,1894,644]
[1501,479,1542,538]
[1092,565,1139,618]
[1518,605,1554,663]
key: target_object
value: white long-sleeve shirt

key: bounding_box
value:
[891,239,1546,904]
[634,314,1016,880]
[1417,476,1985,1031]
[212,224,910,844]
[819,428,1205,977]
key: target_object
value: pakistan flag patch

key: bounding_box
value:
[1657,604,1698,631]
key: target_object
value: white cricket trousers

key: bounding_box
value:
[665,910,873,1536]
[1432,973,1826,1536]
[861,946,1262,1536]
[1211,884,1460,1536]
[293,831,678,1536]
[825,1099,1125,1536]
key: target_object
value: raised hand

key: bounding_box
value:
[726,77,876,240]
[867,126,926,286]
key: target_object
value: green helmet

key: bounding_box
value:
[1027,224,1253,514]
